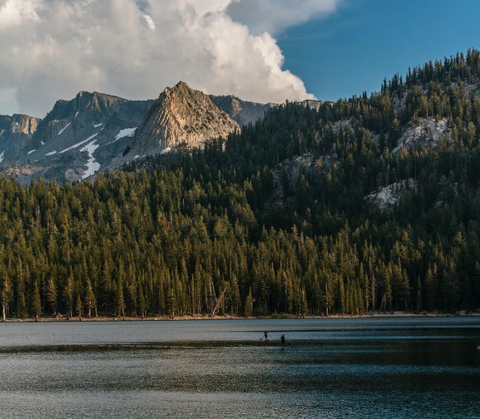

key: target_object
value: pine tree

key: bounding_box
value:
[31,280,42,321]
[45,275,57,316]
[84,278,97,318]
[244,287,253,317]
[115,279,126,319]
[75,294,83,320]
[1,268,12,321]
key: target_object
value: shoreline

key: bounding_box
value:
[2,311,480,323]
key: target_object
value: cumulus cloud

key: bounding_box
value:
[227,0,340,35]
[0,0,340,117]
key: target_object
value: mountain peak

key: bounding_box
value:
[76,90,124,101]
[74,90,126,114]
[170,80,191,90]
[161,81,196,99]
[133,82,240,152]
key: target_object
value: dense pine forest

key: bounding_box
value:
[3,49,480,320]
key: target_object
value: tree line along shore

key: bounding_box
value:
[3,50,480,320]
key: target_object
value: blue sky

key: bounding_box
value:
[279,0,480,101]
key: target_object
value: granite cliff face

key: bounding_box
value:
[133,82,240,154]
[0,114,41,163]
[210,95,273,127]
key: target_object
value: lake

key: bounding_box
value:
[0,317,479,418]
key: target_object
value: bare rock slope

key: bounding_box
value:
[133,82,240,154]
[210,94,273,127]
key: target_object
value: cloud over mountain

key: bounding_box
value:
[0,0,339,117]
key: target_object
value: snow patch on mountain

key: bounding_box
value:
[60,133,98,154]
[81,141,100,179]
[58,122,71,136]
[115,127,137,141]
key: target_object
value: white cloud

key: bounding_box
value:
[0,0,340,117]
[227,0,340,35]
[0,0,40,28]
[0,88,19,115]
[142,14,156,30]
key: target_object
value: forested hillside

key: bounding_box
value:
[2,49,480,320]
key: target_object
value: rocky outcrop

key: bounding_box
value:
[366,179,417,211]
[0,114,40,163]
[11,114,39,136]
[300,99,324,111]
[393,118,452,154]
[133,82,240,154]
[271,153,337,203]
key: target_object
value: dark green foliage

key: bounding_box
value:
[2,49,480,318]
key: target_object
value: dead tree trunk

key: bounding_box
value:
[211,287,228,317]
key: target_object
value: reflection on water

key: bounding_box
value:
[0,318,479,418]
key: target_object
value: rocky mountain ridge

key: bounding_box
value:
[0,82,272,184]
[210,94,273,127]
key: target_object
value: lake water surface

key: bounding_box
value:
[0,317,479,418]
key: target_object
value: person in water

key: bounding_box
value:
[281,335,285,345]
[264,331,268,341]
